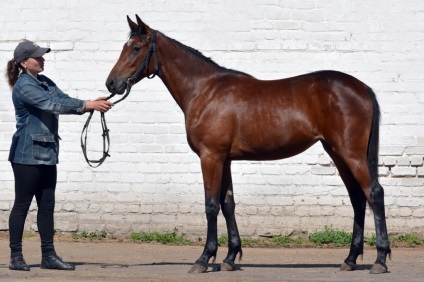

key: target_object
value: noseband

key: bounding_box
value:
[81,30,158,168]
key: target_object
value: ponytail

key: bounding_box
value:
[5,59,23,88]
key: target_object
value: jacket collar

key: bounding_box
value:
[19,72,49,88]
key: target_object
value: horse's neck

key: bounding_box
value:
[157,35,218,112]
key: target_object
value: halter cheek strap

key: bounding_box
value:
[129,30,159,82]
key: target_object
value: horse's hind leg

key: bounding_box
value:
[322,142,366,271]
[322,141,390,274]
[341,189,367,271]
[367,180,391,274]
[219,161,242,271]
[323,142,391,274]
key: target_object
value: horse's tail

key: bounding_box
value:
[366,86,381,187]
[366,86,392,259]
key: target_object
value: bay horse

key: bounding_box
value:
[106,15,391,274]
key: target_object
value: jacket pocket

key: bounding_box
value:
[31,134,56,161]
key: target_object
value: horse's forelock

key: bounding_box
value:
[127,29,149,40]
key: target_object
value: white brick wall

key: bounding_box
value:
[1,0,423,236]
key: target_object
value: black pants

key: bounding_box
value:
[9,163,57,258]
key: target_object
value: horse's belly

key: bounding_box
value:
[230,134,319,161]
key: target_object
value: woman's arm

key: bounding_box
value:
[16,81,113,114]
[84,97,113,112]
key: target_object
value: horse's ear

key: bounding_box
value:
[135,14,148,35]
[127,15,138,32]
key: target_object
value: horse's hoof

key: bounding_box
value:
[369,263,387,274]
[340,262,356,271]
[220,262,235,271]
[188,263,208,273]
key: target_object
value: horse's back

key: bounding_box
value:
[232,69,372,131]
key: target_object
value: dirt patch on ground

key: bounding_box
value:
[0,234,423,281]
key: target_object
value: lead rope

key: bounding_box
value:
[80,30,158,167]
[80,81,133,168]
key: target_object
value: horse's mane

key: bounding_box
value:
[163,33,252,77]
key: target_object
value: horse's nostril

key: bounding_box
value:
[107,78,116,92]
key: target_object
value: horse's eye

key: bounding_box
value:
[133,46,141,53]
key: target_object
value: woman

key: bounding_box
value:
[5,40,113,271]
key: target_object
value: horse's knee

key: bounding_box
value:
[205,200,220,219]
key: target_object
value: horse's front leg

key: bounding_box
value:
[219,161,242,271]
[188,154,224,273]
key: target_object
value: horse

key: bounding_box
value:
[106,15,391,274]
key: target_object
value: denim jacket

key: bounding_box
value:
[9,73,86,165]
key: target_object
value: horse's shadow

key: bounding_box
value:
[26,262,374,272]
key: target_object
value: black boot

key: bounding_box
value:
[9,255,30,271]
[41,254,75,270]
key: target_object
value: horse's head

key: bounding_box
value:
[106,15,157,95]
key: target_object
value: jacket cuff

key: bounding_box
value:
[78,100,86,114]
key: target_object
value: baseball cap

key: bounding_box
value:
[13,40,51,63]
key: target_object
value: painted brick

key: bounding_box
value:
[399,179,424,188]
[412,209,424,218]
[411,156,424,166]
[378,167,390,176]
[391,167,416,177]
[379,146,404,156]
[405,146,424,155]
[311,167,336,175]
[0,0,423,236]
[383,157,396,166]
[397,197,422,207]
[396,157,410,166]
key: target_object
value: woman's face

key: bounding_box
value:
[20,57,45,77]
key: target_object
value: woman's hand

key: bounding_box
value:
[84,97,114,112]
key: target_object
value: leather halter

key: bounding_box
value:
[81,30,158,168]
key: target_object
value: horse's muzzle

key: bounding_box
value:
[106,77,127,95]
